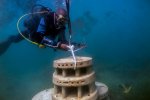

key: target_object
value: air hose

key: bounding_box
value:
[17,11,49,46]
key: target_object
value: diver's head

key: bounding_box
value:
[55,8,68,27]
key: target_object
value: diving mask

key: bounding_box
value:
[57,14,68,25]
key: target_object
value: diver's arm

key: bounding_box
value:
[37,18,68,50]
[36,18,57,47]
[41,36,68,50]
[41,36,59,48]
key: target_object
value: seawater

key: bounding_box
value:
[0,0,150,100]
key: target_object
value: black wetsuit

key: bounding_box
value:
[25,11,67,47]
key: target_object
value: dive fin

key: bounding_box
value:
[0,39,12,56]
[0,35,24,56]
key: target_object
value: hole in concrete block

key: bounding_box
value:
[80,67,87,75]
[56,68,62,75]
[82,85,89,96]
[66,87,77,97]
[87,61,90,64]
[56,86,62,94]
[81,80,85,83]
[86,67,92,74]
[71,82,74,84]
[80,62,83,65]
[66,69,75,76]
[56,94,59,97]
[63,81,69,84]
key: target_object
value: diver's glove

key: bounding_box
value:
[59,43,69,51]
[68,42,86,52]
[41,36,58,48]
[58,42,86,51]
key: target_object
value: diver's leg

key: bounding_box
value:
[0,38,13,56]
[11,30,29,43]
[0,30,28,56]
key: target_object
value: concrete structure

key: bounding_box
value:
[32,56,109,100]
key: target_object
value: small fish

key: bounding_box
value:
[120,83,132,94]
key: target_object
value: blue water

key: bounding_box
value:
[0,0,150,100]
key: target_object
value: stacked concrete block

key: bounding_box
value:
[32,57,109,100]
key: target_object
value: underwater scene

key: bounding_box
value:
[0,0,150,100]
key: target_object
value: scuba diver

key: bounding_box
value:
[0,5,84,56]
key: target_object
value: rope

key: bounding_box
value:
[67,45,77,69]
[65,0,78,69]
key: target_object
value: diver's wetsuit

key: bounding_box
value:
[31,12,66,46]
[0,11,67,56]
[31,11,67,47]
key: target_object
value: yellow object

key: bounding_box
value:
[39,44,45,48]
[17,11,49,47]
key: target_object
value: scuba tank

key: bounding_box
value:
[23,4,52,34]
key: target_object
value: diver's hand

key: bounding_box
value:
[59,43,69,51]
[58,42,86,51]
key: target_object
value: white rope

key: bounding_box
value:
[67,45,77,69]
